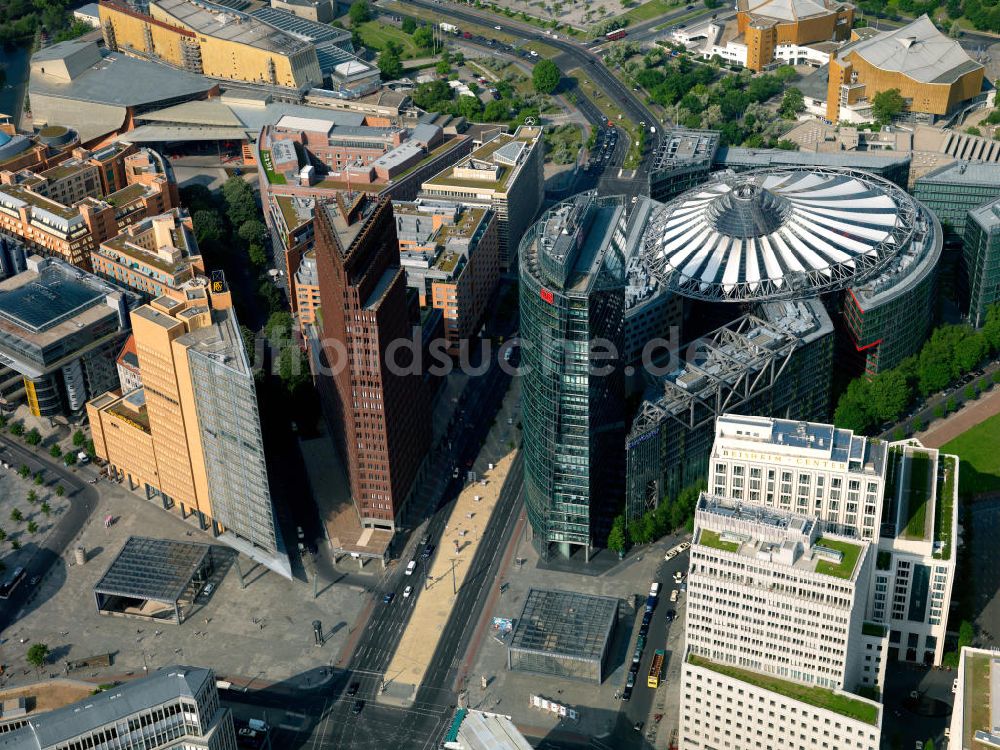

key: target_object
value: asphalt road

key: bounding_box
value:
[0,436,99,632]
[394,0,662,176]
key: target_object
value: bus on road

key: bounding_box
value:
[605,29,627,41]
[648,649,665,688]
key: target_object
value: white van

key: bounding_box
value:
[649,582,660,597]
[405,560,417,576]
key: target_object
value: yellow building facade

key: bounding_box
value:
[99,0,323,89]
[826,16,984,122]
[737,0,853,71]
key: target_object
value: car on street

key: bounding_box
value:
[383,592,394,604]
[634,721,644,733]
[352,700,365,715]
[202,583,215,596]
[666,609,676,622]
[639,620,649,637]
[403,585,413,598]
[670,589,679,602]
[422,544,435,558]
[494,24,502,29]
[626,672,635,688]
[622,684,633,701]
[297,526,304,540]
[347,682,360,697]
[405,560,417,575]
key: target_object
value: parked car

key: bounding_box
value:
[422,545,435,559]
[626,672,635,688]
[347,682,360,697]
[403,585,413,598]
[622,684,633,701]
[670,589,679,602]
[352,700,365,715]
[383,592,394,604]
[202,583,215,596]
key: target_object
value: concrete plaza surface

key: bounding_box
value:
[0,476,364,688]
[0,463,71,578]
[457,530,688,747]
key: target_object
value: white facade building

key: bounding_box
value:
[709,415,887,541]
[949,647,1000,747]
[870,441,959,666]
[680,494,883,750]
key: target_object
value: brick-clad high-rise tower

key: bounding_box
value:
[314,194,431,529]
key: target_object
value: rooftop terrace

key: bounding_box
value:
[688,654,880,726]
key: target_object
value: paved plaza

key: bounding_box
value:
[0,457,71,580]
[0,475,364,688]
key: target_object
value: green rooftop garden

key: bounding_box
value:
[688,654,879,726]
[813,537,861,580]
[933,455,956,560]
[901,451,931,541]
[699,529,740,553]
[876,550,892,571]
[965,653,992,750]
[862,622,887,638]
[259,149,286,186]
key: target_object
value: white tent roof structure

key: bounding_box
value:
[642,168,919,301]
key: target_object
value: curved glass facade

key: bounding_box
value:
[519,194,626,560]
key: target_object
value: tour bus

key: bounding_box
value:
[648,649,665,688]
[0,567,26,599]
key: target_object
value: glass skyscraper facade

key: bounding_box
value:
[964,198,1000,327]
[519,194,626,560]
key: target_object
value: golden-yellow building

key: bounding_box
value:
[826,15,984,123]
[99,0,323,89]
[87,281,291,578]
[737,0,853,71]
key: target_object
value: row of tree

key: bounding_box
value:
[607,481,707,554]
[834,303,1000,434]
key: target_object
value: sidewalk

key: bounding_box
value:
[916,385,1000,448]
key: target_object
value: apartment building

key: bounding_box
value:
[87,279,290,578]
[0,146,177,270]
[948,647,1000,748]
[92,209,205,300]
[420,126,543,270]
[395,199,499,354]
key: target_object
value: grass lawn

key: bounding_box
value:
[934,455,956,560]
[698,529,739,553]
[814,537,862,580]
[941,410,1000,495]
[258,150,286,185]
[965,653,991,750]
[356,21,423,58]
[688,654,879,725]
[901,451,931,540]
[384,1,521,45]
[624,0,680,23]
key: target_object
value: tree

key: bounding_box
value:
[532,59,561,94]
[26,490,37,505]
[193,210,224,245]
[26,643,49,674]
[9,509,22,523]
[378,50,403,80]
[248,243,268,268]
[33,472,43,486]
[402,17,416,33]
[947,396,957,412]
[413,25,434,49]
[779,87,804,119]
[435,58,452,76]
[222,177,257,227]
[26,521,38,535]
[967,126,982,136]
[9,422,23,437]
[607,515,627,555]
[0,528,6,542]
[72,430,86,448]
[923,739,934,750]
[48,444,61,458]
[238,219,267,247]
[10,540,20,551]
[63,452,77,467]
[55,485,65,497]
[457,94,483,120]
[871,88,905,125]
[348,0,370,25]
[24,429,41,446]
[483,99,508,122]
[17,464,29,478]
[40,503,50,518]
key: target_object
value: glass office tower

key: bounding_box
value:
[519,193,626,561]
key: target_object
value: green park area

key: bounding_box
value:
[356,21,423,58]
[942,411,1000,495]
